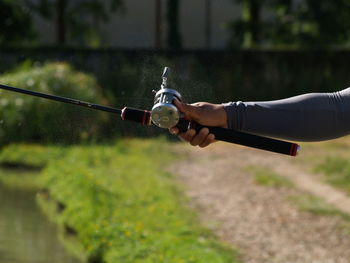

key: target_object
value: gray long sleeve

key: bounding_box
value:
[223,87,350,142]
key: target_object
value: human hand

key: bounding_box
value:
[169,99,228,147]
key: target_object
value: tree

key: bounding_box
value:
[264,0,350,47]
[154,0,163,49]
[166,0,182,50]
[228,0,265,48]
[205,0,212,49]
[0,0,36,45]
[229,0,350,48]
[26,0,123,46]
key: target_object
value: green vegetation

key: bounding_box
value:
[230,0,350,48]
[246,165,294,188]
[0,139,240,263]
[0,62,106,144]
[26,0,123,46]
[292,137,350,196]
[290,194,350,221]
[0,144,65,168]
[0,144,64,189]
[0,169,39,190]
[314,157,350,194]
[0,1,36,45]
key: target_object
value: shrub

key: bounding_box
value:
[0,62,106,144]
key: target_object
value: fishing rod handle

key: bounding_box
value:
[176,119,300,156]
[121,107,152,125]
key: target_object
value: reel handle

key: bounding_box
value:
[176,119,299,156]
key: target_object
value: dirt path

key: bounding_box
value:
[171,143,350,263]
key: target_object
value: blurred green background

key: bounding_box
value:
[1,0,350,144]
[1,1,350,263]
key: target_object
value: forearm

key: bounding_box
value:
[223,87,350,141]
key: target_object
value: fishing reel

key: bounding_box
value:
[151,67,182,129]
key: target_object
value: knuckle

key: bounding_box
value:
[184,130,191,137]
[208,134,215,141]
[193,102,205,108]
[186,134,195,142]
[200,128,209,135]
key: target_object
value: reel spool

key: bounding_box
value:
[151,67,182,128]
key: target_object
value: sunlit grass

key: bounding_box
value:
[0,144,64,189]
[0,169,39,189]
[297,136,350,164]
[246,165,294,188]
[0,144,65,168]
[290,194,350,221]
[294,136,350,195]
[314,157,350,194]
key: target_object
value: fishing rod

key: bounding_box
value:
[0,67,300,156]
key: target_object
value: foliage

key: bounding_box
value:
[0,169,40,190]
[166,0,182,50]
[0,144,62,189]
[0,62,106,145]
[229,0,350,48]
[267,0,350,47]
[25,0,123,46]
[229,0,265,47]
[0,0,36,45]
[0,144,65,167]
[0,140,241,263]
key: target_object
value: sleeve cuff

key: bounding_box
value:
[222,101,244,131]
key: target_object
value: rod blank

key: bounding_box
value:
[0,84,122,115]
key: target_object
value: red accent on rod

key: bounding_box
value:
[290,143,299,156]
[142,111,147,125]
[121,107,126,120]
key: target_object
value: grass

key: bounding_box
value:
[314,157,350,194]
[0,144,66,168]
[0,169,40,189]
[294,136,350,195]
[0,139,240,263]
[290,194,350,221]
[246,165,294,188]
[0,144,65,189]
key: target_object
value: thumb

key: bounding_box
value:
[173,99,199,120]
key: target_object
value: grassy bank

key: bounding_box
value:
[0,139,240,263]
[0,144,65,189]
[297,136,350,195]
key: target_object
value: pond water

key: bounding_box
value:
[0,182,81,263]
